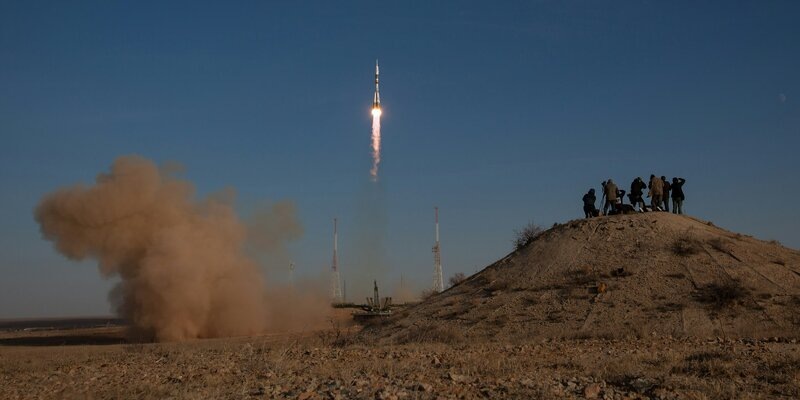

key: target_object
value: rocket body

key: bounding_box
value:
[372,60,381,109]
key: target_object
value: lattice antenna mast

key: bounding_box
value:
[432,207,444,292]
[331,218,343,302]
[289,262,295,288]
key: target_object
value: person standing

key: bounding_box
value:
[671,177,686,214]
[600,181,606,213]
[661,176,671,212]
[629,177,647,212]
[648,174,663,210]
[582,188,597,218]
[603,179,618,215]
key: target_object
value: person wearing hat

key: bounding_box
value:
[582,188,597,218]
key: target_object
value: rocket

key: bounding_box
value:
[372,59,381,110]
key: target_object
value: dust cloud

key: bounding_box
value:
[390,279,420,303]
[247,201,304,274]
[34,155,323,341]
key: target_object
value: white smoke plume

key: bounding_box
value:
[370,109,382,181]
[34,155,309,341]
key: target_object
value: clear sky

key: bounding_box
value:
[1,1,798,318]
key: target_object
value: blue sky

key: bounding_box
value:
[1,1,798,317]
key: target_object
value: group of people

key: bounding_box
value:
[582,175,686,218]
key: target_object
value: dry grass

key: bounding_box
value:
[393,323,464,344]
[673,350,735,378]
[419,288,438,300]
[567,330,620,341]
[512,221,544,250]
[693,281,750,311]
[447,272,467,288]
[486,279,510,292]
[672,235,703,256]
[522,295,539,306]
[316,319,354,347]
[610,267,632,278]
[706,237,742,261]
[655,302,685,312]
[707,237,731,253]
[567,267,596,286]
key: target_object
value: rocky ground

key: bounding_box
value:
[1,326,799,399]
[368,213,800,343]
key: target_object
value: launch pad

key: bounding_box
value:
[351,280,393,323]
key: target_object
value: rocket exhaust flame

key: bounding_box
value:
[370,108,381,181]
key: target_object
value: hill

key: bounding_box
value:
[367,213,800,343]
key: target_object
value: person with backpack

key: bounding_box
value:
[671,177,686,214]
[661,176,671,212]
[582,188,597,218]
[648,174,663,211]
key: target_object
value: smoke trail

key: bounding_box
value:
[370,109,382,181]
[34,155,305,341]
[347,181,389,301]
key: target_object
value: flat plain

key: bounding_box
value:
[2,321,799,399]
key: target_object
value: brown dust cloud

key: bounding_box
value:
[34,155,328,341]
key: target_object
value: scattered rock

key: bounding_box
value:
[249,386,265,396]
[374,388,397,400]
[297,391,315,400]
[448,372,470,384]
[584,383,601,399]
[520,378,534,388]
[630,378,652,393]
[412,383,433,392]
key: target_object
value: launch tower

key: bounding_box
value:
[432,207,444,292]
[331,218,343,302]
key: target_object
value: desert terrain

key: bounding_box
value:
[2,213,799,399]
[1,325,799,399]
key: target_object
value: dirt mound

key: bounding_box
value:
[367,213,800,342]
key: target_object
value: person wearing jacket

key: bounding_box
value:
[629,177,647,212]
[582,188,597,218]
[671,177,686,214]
[661,176,671,212]
[603,179,618,215]
[648,174,663,211]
